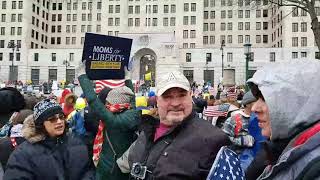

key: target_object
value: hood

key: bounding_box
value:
[247,60,320,141]
[64,93,77,106]
[22,114,46,143]
[59,89,71,104]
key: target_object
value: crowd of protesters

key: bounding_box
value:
[0,60,319,180]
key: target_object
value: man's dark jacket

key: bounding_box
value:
[128,112,231,180]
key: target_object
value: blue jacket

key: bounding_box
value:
[69,110,86,136]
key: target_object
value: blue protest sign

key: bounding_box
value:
[82,33,133,80]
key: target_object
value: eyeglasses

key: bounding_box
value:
[47,114,66,123]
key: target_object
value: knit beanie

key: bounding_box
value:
[106,86,134,104]
[33,99,63,125]
[241,90,257,106]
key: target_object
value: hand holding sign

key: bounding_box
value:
[82,33,133,80]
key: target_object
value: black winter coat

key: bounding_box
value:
[128,112,231,180]
[0,137,25,168]
[4,116,95,180]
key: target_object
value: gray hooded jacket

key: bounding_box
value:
[248,60,320,179]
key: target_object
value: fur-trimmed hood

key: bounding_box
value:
[22,114,46,143]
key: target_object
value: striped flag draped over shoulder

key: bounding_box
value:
[207,146,245,180]
[95,79,126,93]
[203,104,230,118]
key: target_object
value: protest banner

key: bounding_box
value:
[82,33,133,80]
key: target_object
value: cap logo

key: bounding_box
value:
[167,72,176,82]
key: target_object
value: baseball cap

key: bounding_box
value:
[156,71,190,96]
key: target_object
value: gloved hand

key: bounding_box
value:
[241,135,255,147]
[75,60,86,77]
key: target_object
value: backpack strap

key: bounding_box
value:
[234,114,243,137]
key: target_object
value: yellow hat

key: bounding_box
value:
[75,98,86,110]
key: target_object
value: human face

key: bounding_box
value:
[251,98,272,138]
[157,87,193,126]
[43,113,66,138]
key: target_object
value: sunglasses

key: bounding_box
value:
[47,113,66,123]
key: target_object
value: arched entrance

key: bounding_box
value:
[139,54,156,87]
[132,48,157,87]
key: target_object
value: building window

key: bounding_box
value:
[34,53,39,61]
[227,52,233,62]
[51,53,56,61]
[135,18,140,26]
[183,70,194,83]
[238,35,243,43]
[263,9,268,17]
[203,36,208,44]
[210,36,215,44]
[164,5,169,13]
[227,35,232,43]
[109,5,113,13]
[263,35,268,43]
[245,35,250,43]
[315,52,320,59]
[186,53,191,62]
[292,23,298,32]
[256,22,261,30]
[203,23,208,31]
[292,7,298,17]
[238,10,243,18]
[263,22,268,30]
[227,22,232,30]
[152,5,158,13]
[301,52,307,58]
[245,22,250,30]
[190,30,196,38]
[97,2,102,10]
[221,23,226,31]
[97,13,101,21]
[190,16,196,25]
[292,52,298,59]
[183,30,188,38]
[115,18,120,26]
[210,11,215,19]
[128,18,133,27]
[238,22,243,30]
[190,43,196,48]
[171,5,176,13]
[115,5,120,13]
[184,3,189,12]
[135,6,140,14]
[183,16,188,25]
[301,22,307,32]
[0,53,2,61]
[152,18,157,26]
[191,3,196,11]
[245,10,250,18]
[183,43,188,49]
[270,52,275,62]
[128,6,133,14]
[256,10,261,18]
[210,23,215,31]
[292,37,298,47]
[204,11,209,19]
[170,17,175,26]
[221,10,226,18]
[301,37,307,47]
[256,35,261,43]
[206,53,212,62]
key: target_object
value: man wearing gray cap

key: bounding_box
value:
[128,71,230,180]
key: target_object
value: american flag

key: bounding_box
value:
[227,87,238,100]
[207,146,245,180]
[203,104,230,117]
[95,79,126,93]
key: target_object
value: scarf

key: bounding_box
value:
[92,103,131,167]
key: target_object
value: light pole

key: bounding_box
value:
[244,43,252,90]
[63,59,70,84]
[7,41,20,82]
[220,40,225,80]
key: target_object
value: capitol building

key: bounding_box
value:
[0,0,319,86]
